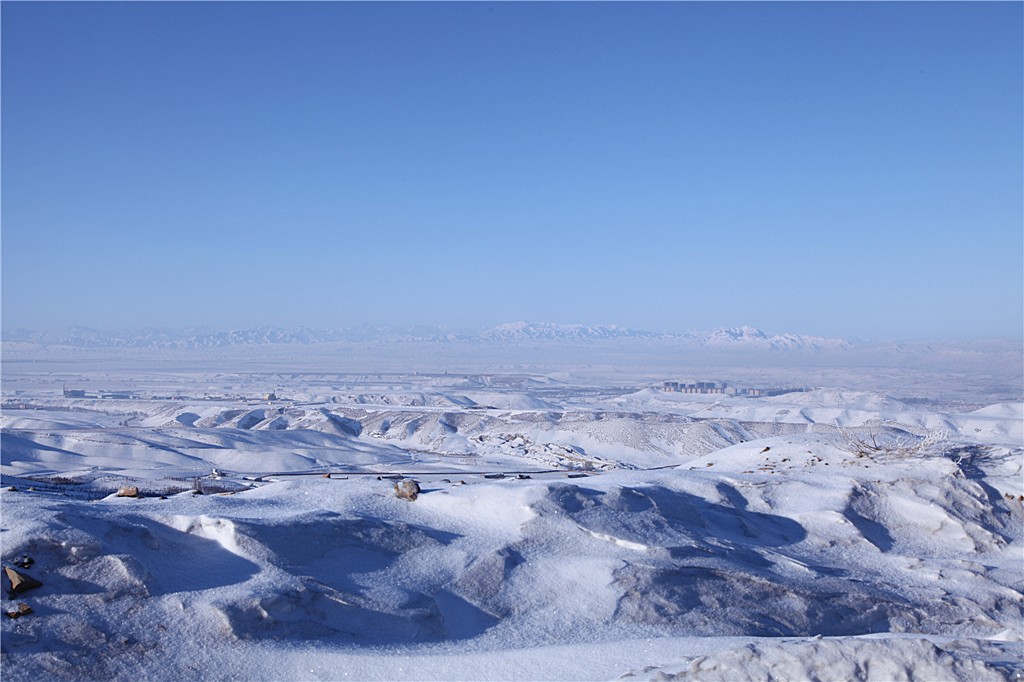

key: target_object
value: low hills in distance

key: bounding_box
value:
[0,322,863,350]
[4,323,1020,387]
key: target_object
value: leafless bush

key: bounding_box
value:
[836,422,952,459]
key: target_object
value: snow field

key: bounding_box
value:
[2,369,1022,680]
[3,448,1023,679]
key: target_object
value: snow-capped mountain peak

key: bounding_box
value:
[704,326,771,344]
[698,327,852,351]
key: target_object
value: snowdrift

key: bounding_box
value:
[2,369,1021,680]
[2,446,1022,680]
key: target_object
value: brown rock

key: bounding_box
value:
[5,602,32,619]
[393,479,421,501]
[117,486,140,498]
[4,566,42,595]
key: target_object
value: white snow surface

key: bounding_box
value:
[2,358,1022,680]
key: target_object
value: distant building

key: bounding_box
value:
[663,380,727,394]
[63,386,86,398]
[99,391,135,400]
[662,380,807,398]
[263,392,277,401]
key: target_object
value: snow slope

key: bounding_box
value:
[2,454,1021,680]
[1,368,1022,680]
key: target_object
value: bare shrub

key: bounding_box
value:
[836,422,951,459]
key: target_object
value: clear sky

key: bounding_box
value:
[3,2,1021,341]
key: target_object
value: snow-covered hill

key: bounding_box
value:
[691,326,853,351]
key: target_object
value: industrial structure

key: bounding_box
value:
[62,386,138,399]
[662,381,807,398]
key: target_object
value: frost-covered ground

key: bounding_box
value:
[1,348,1022,680]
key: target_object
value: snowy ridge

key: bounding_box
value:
[693,325,853,351]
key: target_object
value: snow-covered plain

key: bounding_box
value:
[1,343,1022,680]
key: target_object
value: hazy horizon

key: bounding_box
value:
[4,318,1024,347]
[3,3,1021,341]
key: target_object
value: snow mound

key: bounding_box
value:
[770,388,912,412]
[629,636,1016,681]
[969,403,1024,419]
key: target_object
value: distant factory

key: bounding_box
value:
[662,381,807,398]
[62,386,137,399]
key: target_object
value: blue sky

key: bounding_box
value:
[3,2,1021,341]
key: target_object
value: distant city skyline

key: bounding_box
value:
[3,2,1021,342]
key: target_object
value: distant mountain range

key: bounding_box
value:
[479,322,853,350]
[478,322,666,342]
[1,325,448,348]
[2,322,855,351]
[695,326,853,351]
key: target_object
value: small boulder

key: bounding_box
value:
[4,566,42,596]
[117,486,140,498]
[393,479,421,501]
[5,602,32,619]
